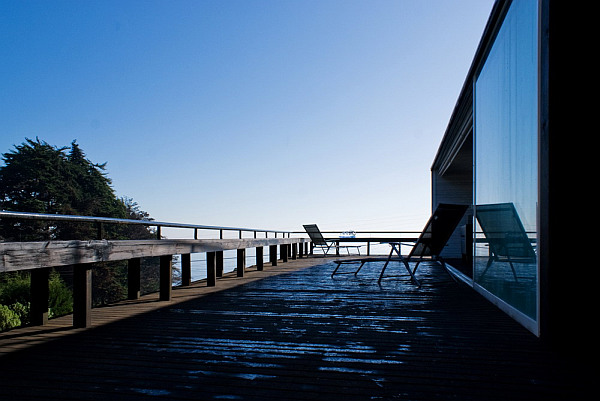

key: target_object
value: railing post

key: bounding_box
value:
[30,267,49,326]
[159,255,172,301]
[128,258,141,300]
[156,226,162,240]
[256,246,264,271]
[206,252,216,286]
[237,248,246,277]
[270,245,278,266]
[181,254,191,286]
[73,264,92,328]
[96,222,104,240]
[216,251,224,277]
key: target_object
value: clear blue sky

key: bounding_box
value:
[1,0,494,235]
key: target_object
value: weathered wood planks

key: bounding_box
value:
[0,258,587,401]
[0,238,310,272]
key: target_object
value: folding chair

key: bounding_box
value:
[303,224,361,256]
[333,204,468,286]
[475,203,536,282]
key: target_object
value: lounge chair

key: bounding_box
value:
[332,203,468,286]
[303,224,361,256]
[475,203,536,282]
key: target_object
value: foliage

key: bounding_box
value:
[0,304,21,331]
[0,271,30,306]
[48,269,73,317]
[0,139,120,240]
[92,262,127,306]
[0,138,165,325]
[0,270,73,331]
[0,138,160,241]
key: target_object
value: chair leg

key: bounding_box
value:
[331,262,342,277]
[378,246,397,284]
[477,257,495,281]
[439,259,458,283]
[403,260,421,287]
[354,261,366,276]
[508,262,519,282]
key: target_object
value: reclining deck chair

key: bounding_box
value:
[332,203,468,286]
[303,224,361,256]
[475,203,536,282]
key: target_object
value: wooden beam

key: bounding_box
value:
[0,238,310,273]
[73,264,92,328]
[127,258,141,300]
[30,267,49,326]
[181,253,191,286]
[159,255,172,301]
[256,246,264,271]
[216,251,224,277]
[237,249,245,277]
[206,252,216,287]
[281,244,288,263]
[270,245,278,266]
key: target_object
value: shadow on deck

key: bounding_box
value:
[0,257,588,400]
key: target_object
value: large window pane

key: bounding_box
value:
[474,0,538,321]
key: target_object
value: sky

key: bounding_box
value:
[0,0,495,236]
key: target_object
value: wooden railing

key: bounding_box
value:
[0,211,309,329]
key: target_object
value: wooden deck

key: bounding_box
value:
[0,256,588,400]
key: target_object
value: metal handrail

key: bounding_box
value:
[290,230,421,235]
[0,210,291,238]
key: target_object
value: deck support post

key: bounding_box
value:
[281,244,288,263]
[216,251,224,277]
[181,253,191,286]
[30,267,49,326]
[270,245,278,266]
[73,264,92,328]
[292,243,297,260]
[256,246,264,271]
[206,252,216,286]
[237,248,246,277]
[128,258,141,300]
[159,255,172,301]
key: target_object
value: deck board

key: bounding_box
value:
[0,256,588,400]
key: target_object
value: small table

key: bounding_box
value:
[323,237,418,256]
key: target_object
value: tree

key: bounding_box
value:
[0,138,161,309]
[0,138,130,241]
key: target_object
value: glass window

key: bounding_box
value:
[474,0,538,322]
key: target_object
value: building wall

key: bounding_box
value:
[431,135,473,260]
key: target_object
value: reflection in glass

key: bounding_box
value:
[474,203,537,319]
[475,203,536,282]
[474,0,538,321]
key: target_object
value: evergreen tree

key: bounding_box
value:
[0,138,160,308]
[0,138,152,241]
